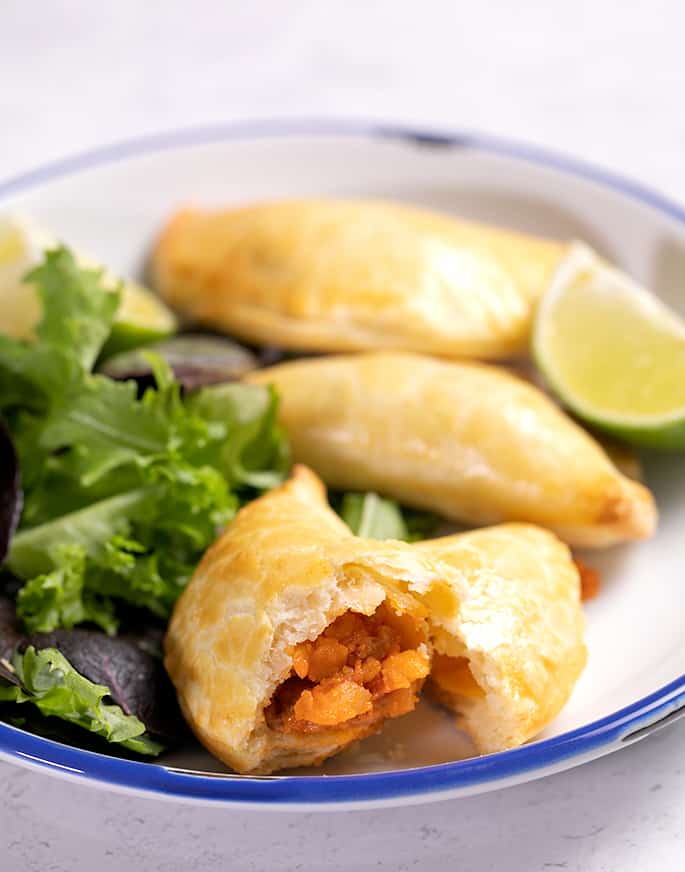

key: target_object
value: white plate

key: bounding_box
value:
[0,120,683,809]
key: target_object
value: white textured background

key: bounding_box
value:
[1,1,684,869]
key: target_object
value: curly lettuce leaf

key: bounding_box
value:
[28,249,120,372]
[15,544,117,635]
[10,468,235,632]
[0,247,119,410]
[0,645,162,755]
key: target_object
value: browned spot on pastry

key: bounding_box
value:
[594,479,657,541]
[575,559,601,601]
[596,489,633,525]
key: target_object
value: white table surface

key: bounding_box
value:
[1,1,684,869]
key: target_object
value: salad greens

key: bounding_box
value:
[339,491,408,540]
[0,247,289,635]
[0,592,185,756]
[0,245,290,756]
[338,491,437,542]
[0,644,162,755]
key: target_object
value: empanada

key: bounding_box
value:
[151,199,565,359]
[163,466,438,774]
[164,466,586,772]
[248,352,657,547]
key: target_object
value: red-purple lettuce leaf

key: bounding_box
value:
[0,419,22,564]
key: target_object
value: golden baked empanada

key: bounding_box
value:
[248,352,657,547]
[415,524,586,752]
[163,466,438,774]
[164,466,586,772]
[151,199,565,359]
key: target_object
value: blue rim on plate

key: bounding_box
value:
[0,119,684,806]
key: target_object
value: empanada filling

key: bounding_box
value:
[429,653,484,700]
[265,603,430,735]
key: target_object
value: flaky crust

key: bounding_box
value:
[165,467,587,770]
[163,466,443,774]
[151,199,565,359]
[416,524,586,753]
[248,352,657,547]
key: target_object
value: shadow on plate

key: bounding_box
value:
[159,700,477,777]
[343,185,620,260]
[650,236,685,316]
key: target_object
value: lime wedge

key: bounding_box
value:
[0,215,52,339]
[102,280,178,357]
[533,243,685,449]
[0,214,177,354]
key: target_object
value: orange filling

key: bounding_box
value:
[430,654,484,700]
[265,603,430,734]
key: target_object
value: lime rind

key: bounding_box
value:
[533,242,685,449]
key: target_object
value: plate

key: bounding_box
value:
[0,120,683,810]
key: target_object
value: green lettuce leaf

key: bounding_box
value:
[10,467,235,632]
[9,490,152,578]
[0,247,119,411]
[0,645,162,755]
[15,544,117,635]
[339,492,409,540]
[338,492,438,542]
[185,382,290,489]
[29,249,120,372]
